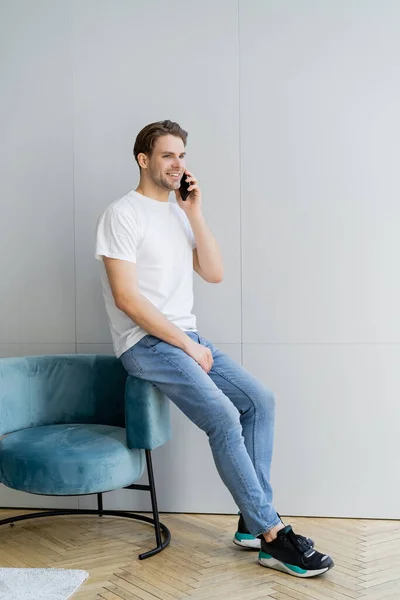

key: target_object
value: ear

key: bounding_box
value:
[137,152,148,169]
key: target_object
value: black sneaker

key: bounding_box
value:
[233,513,262,549]
[233,513,314,551]
[277,513,315,552]
[259,525,334,578]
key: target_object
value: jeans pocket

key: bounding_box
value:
[142,334,162,348]
[198,334,209,347]
[120,347,143,377]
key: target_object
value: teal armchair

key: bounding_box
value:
[0,354,171,559]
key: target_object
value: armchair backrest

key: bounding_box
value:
[0,354,127,436]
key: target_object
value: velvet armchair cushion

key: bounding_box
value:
[0,424,145,495]
[0,354,171,496]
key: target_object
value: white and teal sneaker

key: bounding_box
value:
[233,513,263,549]
[233,513,315,551]
[259,525,334,578]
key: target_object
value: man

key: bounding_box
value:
[95,120,334,578]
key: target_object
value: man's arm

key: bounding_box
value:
[102,256,214,372]
[175,170,223,284]
[190,214,224,284]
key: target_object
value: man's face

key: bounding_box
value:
[145,134,186,191]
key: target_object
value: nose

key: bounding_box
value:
[173,157,184,170]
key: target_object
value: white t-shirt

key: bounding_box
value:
[95,190,197,358]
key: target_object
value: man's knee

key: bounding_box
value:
[252,387,276,420]
[264,388,276,412]
[204,398,242,438]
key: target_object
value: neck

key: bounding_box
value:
[136,178,169,203]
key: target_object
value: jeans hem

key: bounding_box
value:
[254,516,282,538]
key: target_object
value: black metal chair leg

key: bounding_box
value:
[138,449,170,560]
[97,492,103,516]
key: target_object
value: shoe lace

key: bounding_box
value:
[295,533,313,552]
[286,527,313,553]
[276,514,313,553]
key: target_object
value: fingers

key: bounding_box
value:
[184,171,198,191]
[206,349,213,373]
[202,361,212,373]
[201,350,213,373]
[193,343,213,373]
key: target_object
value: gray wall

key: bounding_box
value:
[1,0,399,518]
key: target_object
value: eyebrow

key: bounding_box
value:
[161,151,186,156]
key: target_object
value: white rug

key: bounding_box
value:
[0,568,89,600]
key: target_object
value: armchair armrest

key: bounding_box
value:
[125,377,171,450]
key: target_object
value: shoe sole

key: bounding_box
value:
[233,535,261,550]
[259,555,334,578]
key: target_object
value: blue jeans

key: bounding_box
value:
[120,331,280,537]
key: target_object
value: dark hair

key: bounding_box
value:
[133,120,188,166]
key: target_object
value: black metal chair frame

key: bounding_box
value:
[0,449,170,560]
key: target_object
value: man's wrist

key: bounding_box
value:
[180,334,194,353]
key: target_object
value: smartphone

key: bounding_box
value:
[179,172,191,201]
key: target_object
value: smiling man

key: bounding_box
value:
[95,120,334,578]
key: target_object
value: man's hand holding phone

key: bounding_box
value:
[175,170,202,215]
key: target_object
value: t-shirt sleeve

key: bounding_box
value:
[95,207,141,263]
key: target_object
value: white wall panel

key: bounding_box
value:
[244,342,400,518]
[73,0,241,345]
[0,1,75,345]
[240,0,400,344]
[239,0,400,517]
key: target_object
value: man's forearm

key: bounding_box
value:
[117,293,192,352]
[189,212,224,282]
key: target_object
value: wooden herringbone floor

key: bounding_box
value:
[0,510,399,599]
